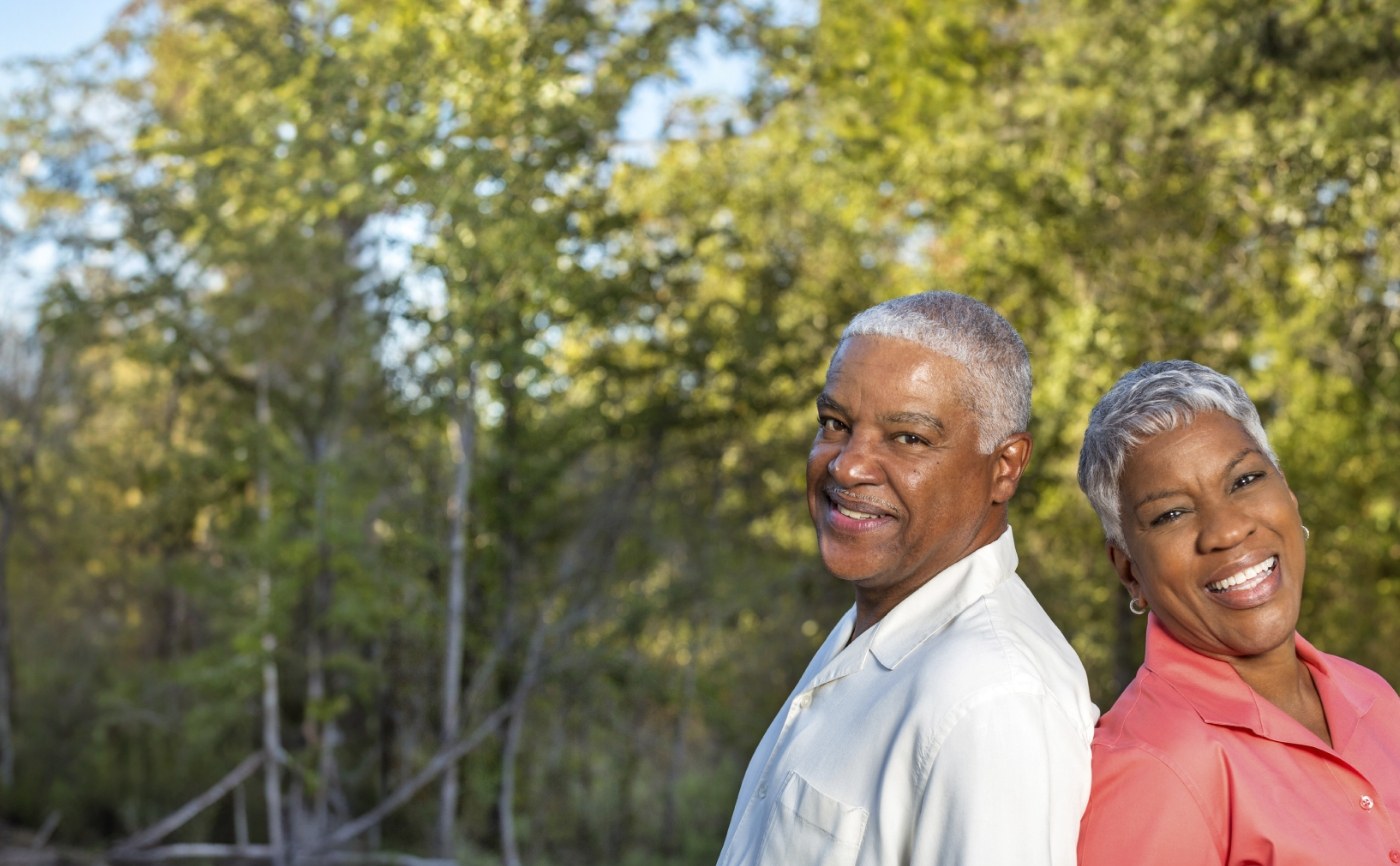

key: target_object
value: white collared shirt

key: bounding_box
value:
[716,528,1097,866]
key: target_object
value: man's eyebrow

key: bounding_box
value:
[814,396,946,433]
[883,411,946,434]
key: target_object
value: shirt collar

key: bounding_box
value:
[1142,615,1376,751]
[799,606,865,691]
[1295,631,1375,753]
[864,526,1019,670]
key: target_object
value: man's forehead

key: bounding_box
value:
[828,333,964,373]
[824,336,968,392]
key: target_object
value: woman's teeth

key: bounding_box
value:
[1207,556,1276,593]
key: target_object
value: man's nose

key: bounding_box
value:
[828,434,881,486]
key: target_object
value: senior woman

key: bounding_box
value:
[1075,360,1400,865]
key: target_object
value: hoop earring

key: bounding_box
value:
[1128,596,1148,616]
[1303,525,1311,541]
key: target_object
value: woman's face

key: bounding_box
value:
[1109,411,1307,664]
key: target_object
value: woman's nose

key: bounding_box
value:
[1197,501,1256,552]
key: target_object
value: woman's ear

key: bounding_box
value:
[1106,542,1140,598]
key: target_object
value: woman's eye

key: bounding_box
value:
[1233,471,1265,490]
[1151,509,1185,526]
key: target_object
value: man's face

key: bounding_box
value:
[806,335,1021,609]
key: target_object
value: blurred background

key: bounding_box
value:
[1,0,1398,863]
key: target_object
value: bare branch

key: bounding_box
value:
[112,753,265,853]
[313,703,512,853]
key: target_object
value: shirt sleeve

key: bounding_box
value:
[910,690,1090,866]
[1077,743,1223,866]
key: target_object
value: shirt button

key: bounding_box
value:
[797,695,812,709]
[1360,795,1375,810]
[757,783,768,799]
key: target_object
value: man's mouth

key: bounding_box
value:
[836,503,883,521]
[1206,556,1277,594]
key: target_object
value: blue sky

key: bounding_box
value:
[1,0,128,325]
[0,0,755,146]
[0,0,126,63]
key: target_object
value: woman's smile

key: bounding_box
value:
[1110,410,1307,665]
[1203,555,1281,609]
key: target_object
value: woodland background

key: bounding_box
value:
[1,0,1398,864]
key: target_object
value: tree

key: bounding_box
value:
[4,1,1400,863]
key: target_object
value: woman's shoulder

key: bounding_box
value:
[1084,674,1229,851]
[1308,645,1400,722]
[1092,668,1229,769]
[1313,647,1400,696]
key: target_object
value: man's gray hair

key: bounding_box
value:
[1077,360,1280,548]
[840,291,1031,453]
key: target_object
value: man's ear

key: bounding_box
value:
[1106,542,1140,598]
[990,432,1033,505]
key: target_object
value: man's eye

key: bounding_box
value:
[818,417,847,433]
[895,433,927,446]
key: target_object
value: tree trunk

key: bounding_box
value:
[0,497,16,788]
[306,289,351,840]
[308,441,329,834]
[497,693,526,866]
[303,420,348,841]
[256,362,287,866]
[437,366,477,857]
[661,638,698,854]
[497,630,542,866]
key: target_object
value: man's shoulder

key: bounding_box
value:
[898,578,1089,713]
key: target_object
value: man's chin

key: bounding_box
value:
[819,557,887,587]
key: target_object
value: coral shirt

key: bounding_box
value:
[1079,614,1400,866]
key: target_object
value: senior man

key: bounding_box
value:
[716,291,1096,866]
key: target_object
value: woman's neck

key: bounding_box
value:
[1231,650,1332,748]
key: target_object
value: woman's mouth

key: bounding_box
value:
[1206,556,1277,594]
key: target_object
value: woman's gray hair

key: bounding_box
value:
[1077,360,1280,548]
[840,291,1031,453]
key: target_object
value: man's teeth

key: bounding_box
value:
[1207,557,1276,593]
[837,504,880,520]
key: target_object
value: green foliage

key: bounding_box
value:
[2,0,1399,863]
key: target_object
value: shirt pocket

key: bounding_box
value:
[758,771,868,866]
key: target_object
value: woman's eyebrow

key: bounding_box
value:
[1132,447,1263,511]
[1223,447,1260,475]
